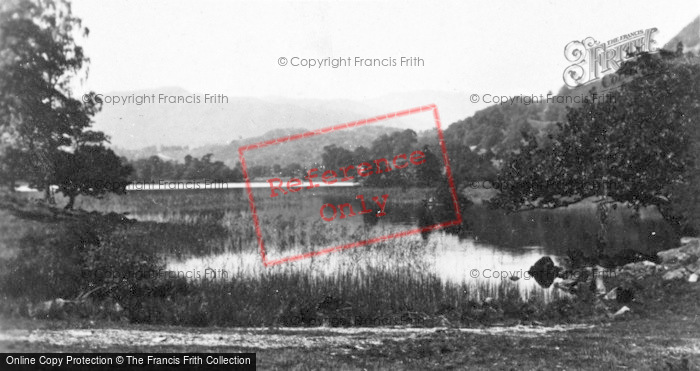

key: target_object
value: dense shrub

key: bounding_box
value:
[0,211,186,318]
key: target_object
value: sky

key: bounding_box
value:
[70,0,700,102]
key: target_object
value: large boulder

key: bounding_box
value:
[527,257,562,288]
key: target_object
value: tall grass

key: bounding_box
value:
[0,189,655,327]
[70,187,677,258]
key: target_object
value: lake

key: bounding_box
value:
[75,185,678,299]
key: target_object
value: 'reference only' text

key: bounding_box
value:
[266,150,426,222]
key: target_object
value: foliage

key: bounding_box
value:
[416,146,442,187]
[0,0,134,208]
[53,145,133,209]
[443,144,498,186]
[444,98,549,156]
[128,153,243,182]
[318,129,446,187]
[0,0,99,194]
[0,210,160,300]
[494,50,700,236]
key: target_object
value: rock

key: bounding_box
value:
[662,268,687,281]
[685,261,700,274]
[483,297,493,305]
[603,287,618,300]
[680,237,697,244]
[599,249,660,267]
[658,248,698,266]
[604,287,618,301]
[527,257,562,288]
[613,306,631,317]
[679,238,700,256]
[622,261,657,279]
[554,278,578,293]
[689,273,699,283]
[594,268,607,295]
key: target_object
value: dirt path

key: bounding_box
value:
[0,324,594,351]
[2,323,699,369]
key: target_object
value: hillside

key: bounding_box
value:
[105,16,700,165]
[664,15,700,54]
[444,15,700,157]
[116,125,406,168]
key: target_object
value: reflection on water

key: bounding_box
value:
[81,187,676,299]
[167,231,566,301]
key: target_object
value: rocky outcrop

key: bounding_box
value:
[623,238,700,282]
[528,238,700,299]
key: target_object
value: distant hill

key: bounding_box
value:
[95,87,380,150]
[105,17,699,166]
[664,15,700,54]
[95,88,475,151]
[116,125,404,168]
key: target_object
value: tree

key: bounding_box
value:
[53,145,133,210]
[281,162,303,177]
[0,147,28,190]
[0,0,101,200]
[416,145,442,187]
[365,129,419,187]
[128,153,243,182]
[494,50,700,253]
[321,145,354,172]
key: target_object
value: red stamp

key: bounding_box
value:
[238,104,462,266]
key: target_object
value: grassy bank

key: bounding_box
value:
[0,193,607,328]
[2,192,699,369]
[2,272,698,369]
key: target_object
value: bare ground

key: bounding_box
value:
[1,320,698,370]
[0,324,594,350]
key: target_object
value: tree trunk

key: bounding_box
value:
[595,201,610,259]
[43,172,56,204]
[64,194,76,210]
